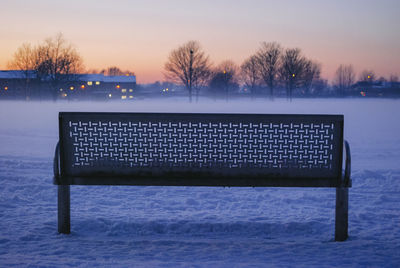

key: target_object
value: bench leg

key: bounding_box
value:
[58,185,70,234]
[335,187,348,241]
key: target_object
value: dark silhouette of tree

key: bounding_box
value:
[302,60,321,96]
[359,70,376,82]
[333,64,355,96]
[7,43,36,99]
[279,48,307,101]
[37,34,84,100]
[209,60,239,101]
[98,66,135,76]
[256,42,282,99]
[9,33,84,100]
[240,55,260,98]
[164,41,211,102]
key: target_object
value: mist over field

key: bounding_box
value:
[0,98,399,267]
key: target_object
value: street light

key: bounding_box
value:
[189,49,193,103]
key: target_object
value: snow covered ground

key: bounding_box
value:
[0,98,399,267]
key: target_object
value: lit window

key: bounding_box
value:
[129,89,133,92]
[129,95,133,99]
[87,81,93,86]
[108,93,112,98]
[70,86,74,90]
[96,81,100,85]
[121,95,127,99]
[121,89,127,93]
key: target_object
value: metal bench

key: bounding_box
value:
[54,112,351,241]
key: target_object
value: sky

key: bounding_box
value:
[1,0,399,83]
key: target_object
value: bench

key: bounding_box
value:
[54,112,351,241]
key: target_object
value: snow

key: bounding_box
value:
[0,98,399,267]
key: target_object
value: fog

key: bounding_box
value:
[1,98,399,169]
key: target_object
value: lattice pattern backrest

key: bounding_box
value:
[59,113,343,179]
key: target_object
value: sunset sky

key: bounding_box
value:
[1,0,399,83]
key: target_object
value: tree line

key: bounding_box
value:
[7,35,399,101]
[164,40,399,102]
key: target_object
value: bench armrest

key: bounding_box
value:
[53,141,61,184]
[342,140,351,187]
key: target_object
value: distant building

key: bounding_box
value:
[0,70,136,100]
[0,70,38,100]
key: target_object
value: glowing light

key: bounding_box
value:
[129,89,133,92]
[166,88,169,91]
[87,81,93,86]
[126,73,129,76]
[129,96,133,99]
[62,93,67,97]
[367,75,371,79]
[292,74,295,77]
[223,70,226,74]
[360,91,366,97]
[108,93,112,98]
[70,86,74,90]
[121,95,127,99]
[116,85,120,89]
[121,89,127,93]
[95,81,100,85]
[4,86,8,90]
[81,85,85,89]
[59,88,63,92]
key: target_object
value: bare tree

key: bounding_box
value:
[209,60,239,101]
[7,43,36,99]
[9,33,84,100]
[279,48,307,101]
[256,42,282,99]
[99,66,135,76]
[164,41,211,102]
[359,70,376,82]
[7,43,35,71]
[302,60,321,96]
[240,55,260,98]
[333,64,355,96]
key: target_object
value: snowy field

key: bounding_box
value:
[0,98,399,267]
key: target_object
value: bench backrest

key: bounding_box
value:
[58,112,344,187]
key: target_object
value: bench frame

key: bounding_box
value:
[54,112,351,241]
